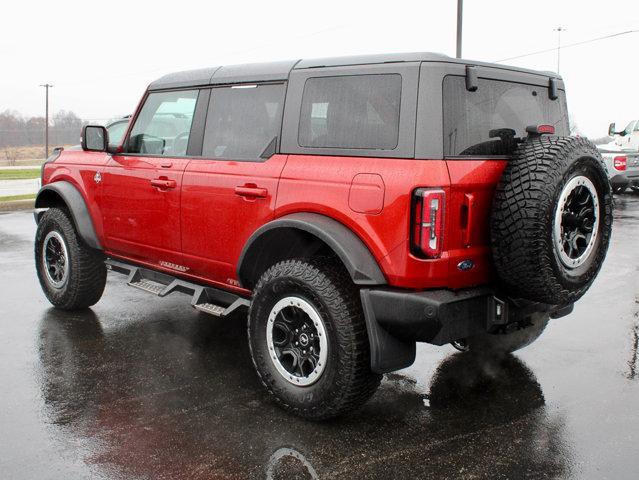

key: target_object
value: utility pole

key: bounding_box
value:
[39,83,53,159]
[554,27,564,73]
[456,0,463,58]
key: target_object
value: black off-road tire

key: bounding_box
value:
[248,258,381,420]
[491,136,613,306]
[460,313,549,355]
[35,208,106,310]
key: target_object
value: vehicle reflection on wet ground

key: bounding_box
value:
[1,193,638,479]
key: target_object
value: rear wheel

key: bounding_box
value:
[248,258,381,420]
[35,208,106,310]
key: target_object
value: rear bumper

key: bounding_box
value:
[361,286,572,373]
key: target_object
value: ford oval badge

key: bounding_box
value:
[457,259,474,271]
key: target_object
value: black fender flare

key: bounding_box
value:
[35,181,102,250]
[238,212,387,288]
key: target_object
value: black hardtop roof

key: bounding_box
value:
[148,52,560,90]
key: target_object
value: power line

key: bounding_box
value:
[495,29,639,63]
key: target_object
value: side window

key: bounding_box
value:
[202,84,285,161]
[442,76,568,156]
[127,90,198,156]
[298,74,401,150]
[107,121,129,147]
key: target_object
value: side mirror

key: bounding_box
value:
[608,122,627,137]
[81,125,108,152]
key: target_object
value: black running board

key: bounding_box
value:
[105,259,250,317]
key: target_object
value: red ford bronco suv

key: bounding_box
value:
[34,53,612,420]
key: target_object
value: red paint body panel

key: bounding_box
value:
[43,149,111,242]
[348,173,385,214]
[276,155,506,290]
[100,155,190,266]
[180,154,288,285]
[43,148,507,293]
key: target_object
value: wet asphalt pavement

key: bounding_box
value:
[1,195,638,480]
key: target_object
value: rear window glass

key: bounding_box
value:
[298,74,401,150]
[202,83,284,161]
[443,76,568,156]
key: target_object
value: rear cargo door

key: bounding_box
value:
[419,63,569,283]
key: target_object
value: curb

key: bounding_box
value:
[0,199,35,213]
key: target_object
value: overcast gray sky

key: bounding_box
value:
[1,0,637,137]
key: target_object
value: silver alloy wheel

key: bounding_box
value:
[266,296,328,386]
[42,231,70,289]
[553,175,600,269]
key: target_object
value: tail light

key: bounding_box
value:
[614,156,627,171]
[411,188,445,258]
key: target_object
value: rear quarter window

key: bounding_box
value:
[443,76,569,156]
[298,74,401,150]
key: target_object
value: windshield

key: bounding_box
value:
[443,76,569,156]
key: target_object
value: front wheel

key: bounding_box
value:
[248,258,381,420]
[35,208,106,310]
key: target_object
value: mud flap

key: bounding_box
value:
[360,289,416,374]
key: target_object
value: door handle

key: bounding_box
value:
[151,178,177,189]
[234,185,268,198]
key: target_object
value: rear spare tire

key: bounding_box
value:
[491,136,612,306]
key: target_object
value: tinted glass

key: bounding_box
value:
[107,121,128,146]
[202,84,285,161]
[127,90,198,156]
[298,74,401,150]
[443,76,568,156]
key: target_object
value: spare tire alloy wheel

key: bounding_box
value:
[267,296,328,386]
[491,136,612,306]
[42,231,70,289]
[553,176,599,269]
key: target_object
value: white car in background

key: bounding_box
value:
[598,141,639,193]
[609,120,639,150]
